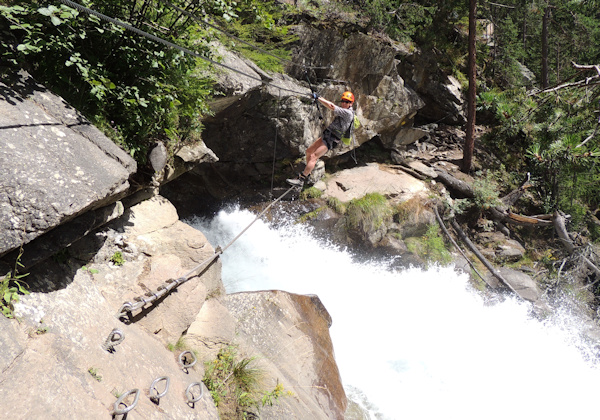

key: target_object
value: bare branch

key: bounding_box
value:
[576,123,599,148]
[572,62,600,77]
[450,219,522,297]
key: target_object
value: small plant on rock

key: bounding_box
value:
[1,247,29,319]
[203,345,285,419]
[472,171,503,211]
[110,251,125,266]
[406,224,452,267]
[88,367,102,382]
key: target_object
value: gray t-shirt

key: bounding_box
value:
[327,106,354,139]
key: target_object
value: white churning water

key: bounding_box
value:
[188,207,600,420]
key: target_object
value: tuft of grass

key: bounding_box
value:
[394,196,427,223]
[299,187,323,200]
[345,193,392,233]
[326,196,346,214]
[203,345,286,418]
[167,336,188,352]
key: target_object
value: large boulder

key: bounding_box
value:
[202,74,314,164]
[1,196,220,419]
[396,50,466,124]
[286,25,425,150]
[200,25,426,181]
[0,71,137,259]
[224,290,347,419]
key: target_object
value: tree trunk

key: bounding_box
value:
[462,0,477,173]
[541,6,550,88]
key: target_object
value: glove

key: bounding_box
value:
[312,92,319,101]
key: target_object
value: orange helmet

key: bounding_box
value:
[341,91,354,103]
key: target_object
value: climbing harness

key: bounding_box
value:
[113,388,140,416]
[149,376,170,405]
[185,382,205,405]
[101,328,124,353]
[116,185,296,319]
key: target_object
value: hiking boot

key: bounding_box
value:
[286,173,306,187]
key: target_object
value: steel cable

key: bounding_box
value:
[57,0,313,97]
[116,185,297,319]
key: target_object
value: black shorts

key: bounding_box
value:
[322,129,340,150]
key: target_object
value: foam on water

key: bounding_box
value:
[189,207,600,419]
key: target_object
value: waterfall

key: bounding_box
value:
[188,207,600,419]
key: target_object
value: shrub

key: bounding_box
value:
[0,1,215,163]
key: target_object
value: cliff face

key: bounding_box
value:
[0,194,346,419]
[0,21,466,419]
[0,71,136,259]
[0,69,348,420]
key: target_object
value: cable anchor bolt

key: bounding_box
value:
[102,328,125,353]
[149,376,170,405]
[185,382,204,405]
[113,388,140,416]
[178,350,197,372]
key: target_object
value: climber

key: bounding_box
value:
[286,91,355,187]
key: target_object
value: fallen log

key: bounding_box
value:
[553,211,600,280]
[433,204,490,286]
[489,208,554,226]
[389,164,428,180]
[434,168,553,227]
[449,219,521,297]
[434,168,473,198]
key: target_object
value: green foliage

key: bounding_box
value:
[0,1,215,163]
[203,345,285,418]
[1,247,29,319]
[356,0,438,43]
[481,85,600,227]
[214,0,298,73]
[405,224,452,267]
[110,251,124,266]
[481,0,600,88]
[345,193,392,233]
[299,187,323,200]
[88,367,102,382]
[326,196,346,214]
[472,171,503,211]
[167,336,187,352]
